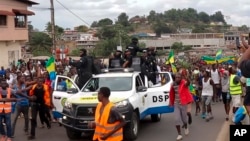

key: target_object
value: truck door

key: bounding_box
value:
[52,75,80,113]
[134,75,147,119]
[144,72,174,115]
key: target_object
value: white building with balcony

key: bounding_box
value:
[76,33,99,49]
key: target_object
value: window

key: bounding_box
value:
[15,15,26,28]
[135,76,143,88]
[82,77,132,92]
[149,73,171,88]
[0,15,7,26]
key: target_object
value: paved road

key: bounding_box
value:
[11,102,229,141]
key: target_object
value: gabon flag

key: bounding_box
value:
[165,49,174,64]
[215,49,222,60]
[46,56,56,80]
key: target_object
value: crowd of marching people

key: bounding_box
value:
[0,35,249,141]
[0,59,81,141]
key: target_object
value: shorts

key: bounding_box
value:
[231,95,241,107]
[221,92,232,104]
[202,96,212,106]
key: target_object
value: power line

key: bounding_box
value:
[54,0,90,26]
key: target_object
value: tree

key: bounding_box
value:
[238,25,249,32]
[98,18,113,27]
[45,22,64,38]
[147,10,157,23]
[91,21,98,27]
[69,48,80,56]
[152,19,174,37]
[171,42,192,54]
[93,24,131,57]
[29,32,53,56]
[117,12,129,27]
[75,25,88,32]
[198,12,210,23]
[210,11,226,23]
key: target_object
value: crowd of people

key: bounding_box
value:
[0,34,249,141]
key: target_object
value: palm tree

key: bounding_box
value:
[29,32,53,56]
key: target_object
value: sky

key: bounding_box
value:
[28,0,250,31]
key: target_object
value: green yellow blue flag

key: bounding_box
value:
[46,56,56,80]
[215,49,222,60]
[166,50,174,64]
[189,84,196,95]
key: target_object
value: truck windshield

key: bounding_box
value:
[82,77,132,92]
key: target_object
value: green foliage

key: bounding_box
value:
[198,12,210,23]
[117,12,129,27]
[29,32,53,56]
[75,25,88,32]
[238,25,249,32]
[156,50,167,56]
[45,22,64,38]
[69,48,80,56]
[98,18,113,27]
[139,42,146,48]
[171,42,192,53]
[93,24,131,57]
[91,21,98,27]
[146,8,227,34]
[210,11,226,23]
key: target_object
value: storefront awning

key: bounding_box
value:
[0,10,15,16]
[13,9,35,15]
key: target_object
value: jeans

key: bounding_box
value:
[0,113,12,138]
[30,103,50,136]
[11,105,29,136]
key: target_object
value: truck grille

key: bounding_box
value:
[76,106,96,117]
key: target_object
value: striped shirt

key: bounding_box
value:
[173,83,180,104]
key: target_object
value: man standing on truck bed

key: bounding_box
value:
[88,87,126,141]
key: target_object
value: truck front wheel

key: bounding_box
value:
[66,128,82,140]
[124,112,139,140]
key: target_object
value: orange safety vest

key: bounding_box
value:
[30,84,51,107]
[93,102,123,141]
[0,88,12,114]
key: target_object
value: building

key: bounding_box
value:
[76,33,99,49]
[0,0,37,67]
[140,33,225,51]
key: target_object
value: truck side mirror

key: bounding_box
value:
[137,86,147,92]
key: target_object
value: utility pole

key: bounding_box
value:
[50,0,56,56]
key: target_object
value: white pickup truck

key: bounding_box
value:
[52,68,174,140]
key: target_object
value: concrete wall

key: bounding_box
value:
[140,38,225,49]
[0,41,25,68]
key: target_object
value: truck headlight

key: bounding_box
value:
[115,100,128,108]
[64,101,72,109]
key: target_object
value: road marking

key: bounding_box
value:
[216,121,230,141]
[216,108,234,141]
